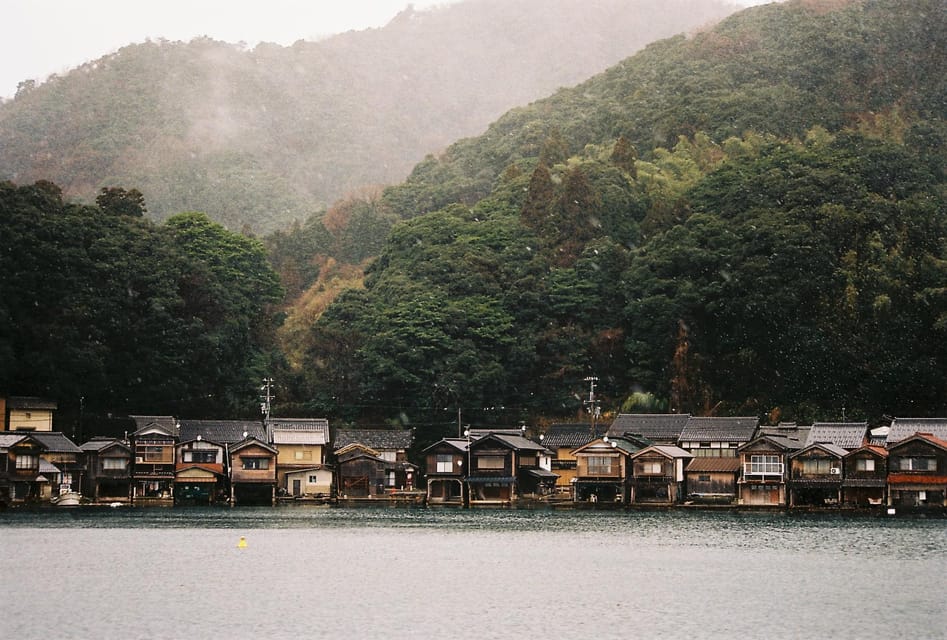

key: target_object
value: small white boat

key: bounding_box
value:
[52,491,82,506]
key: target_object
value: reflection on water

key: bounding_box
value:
[1,507,944,639]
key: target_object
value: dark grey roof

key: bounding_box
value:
[0,433,27,448]
[679,416,758,443]
[491,434,551,453]
[541,423,607,449]
[130,415,179,437]
[885,418,947,445]
[607,414,690,442]
[29,432,82,453]
[179,420,266,444]
[6,396,57,410]
[740,435,805,452]
[422,438,469,454]
[805,422,868,450]
[333,429,413,451]
[80,437,130,453]
[791,442,849,459]
[758,423,811,444]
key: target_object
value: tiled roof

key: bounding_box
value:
[740,435,805,452]
[333,429,413,451]
[541,423,607,449]
[130,415,179,437]
[269,418,329,445]
[7,396,57,410]
[758,423,811,444]
[422,438,469,454]
[29,432,82,453]
[179,420,265,444]
[685,457,742,473]
[80,437,129,453]
[806,422,868,449]
[631,445,693,459]
[888,432,947,452]
[490,434,550,453]
[679,416,758,443]
[607,414,690,442]
[792,442,849,459]
[885,418,947,445]
[0,433,27,448]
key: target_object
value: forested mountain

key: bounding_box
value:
[0,0,736,234]
[279,0,946,442]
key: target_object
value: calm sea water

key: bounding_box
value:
[1,506,944,640]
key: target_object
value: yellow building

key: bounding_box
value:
[4,396,57,431]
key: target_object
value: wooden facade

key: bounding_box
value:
[788,443,847,507]
[423,438,467,505]
[571,437,635,503]
[842,446,888,507]
[628,445,692,505]
[684,456,741,504]
[174,438,226,504]
[737,436,802,506]
[886,433,947,510]
[229,437,278,505]
[4,397,56,432]
[80,437,132,502]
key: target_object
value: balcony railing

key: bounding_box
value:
[744,462,784,477]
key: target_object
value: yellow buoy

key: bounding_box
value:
[237,536,247,549]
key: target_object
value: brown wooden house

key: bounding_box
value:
[2,433,46,502]
[737,435,803,506]
[684,456,742,504]
[175,436,227,504]
[129,415,178,502]
[571,436,646,503]
[886,432,947,510]
[466,433,550,506]
[842,445,888,507]
[80,437,132,503]
[788,442,847,507]
[229,436,278,505]
[540,423,607,495]
[423,438,468,505]
[336,443,417,498]
[628,445,693,505]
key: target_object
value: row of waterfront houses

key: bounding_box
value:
[2,396,946,512]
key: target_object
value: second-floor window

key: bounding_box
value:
[637,461,664,475]
[801,459,833,474]
[242,457,269,470]
[15,454,38,470]
[749,455,782,474]
[587,456,612,475]
[897,457,936,471]
[138,446,168,462]
[435,454,454,473]
[855,458,876,472]
[103,457,127,470]
[477,456,505,470]
[294,450,313,461]
[183,451,216,463]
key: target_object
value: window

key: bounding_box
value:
[294,450,312,461]
[15,454,38,470]
[477,456,505,470]
[637,461,663,475]
[855,458,875,472]
[587,456,613,475]
[379,451,397,462]
[749,455,782,474]
[242,457,269,470]
[386,470,397,487]
[801,459,833,474]
[308,474,320,483]
[898,457,936,471]
[103,457,127,470]
[184,450,216,463]
[435,454,455,473]
[138,445,167,462]
[698,475,711,482]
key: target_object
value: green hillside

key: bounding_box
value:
[282,0,946,440]
[0,0,735,234]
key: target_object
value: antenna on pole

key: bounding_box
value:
[584,376,600,435]
[260,377,275,423]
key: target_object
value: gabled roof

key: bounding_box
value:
[80,437,131,454]
[29,431,82,454]
[541,423,607,449]
[572,436,646,456]
[333,429,413,451]
[230,436,278,455]
[885,418,947,445]
[805,422,868,450]
[630,445,693,460]
[335,443,381,458]
[738,435,805,452]
[467,428,524,439]
[757,423,811,444]
[6,396,57,410]
[790,442,849,459]
[488,434,551,454]
[0,433,27,448]
[887,432,947,453]
[679,416,758,443]
[130,415,179,438]
[607,413,690,442]
[269,418,329,445]
[179,420,265,445]
[843,445,888,459]
[684,457,742,473]
[422,438,469,454]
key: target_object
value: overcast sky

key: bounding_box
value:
[1,0,772,101]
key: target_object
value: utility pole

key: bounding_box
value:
[584,376,600,435]
[260,377,275,423]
